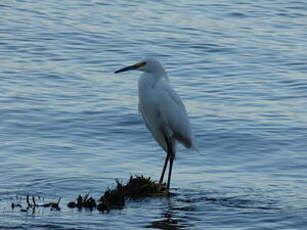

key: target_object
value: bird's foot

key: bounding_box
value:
[159,183,170,194]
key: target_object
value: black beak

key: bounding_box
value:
[114,61,146,74]
[114,64,140,74]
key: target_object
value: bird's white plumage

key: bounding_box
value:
[137,58,195,155]
[115,57,196,189]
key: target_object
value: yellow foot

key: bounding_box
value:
[147,183,170,197]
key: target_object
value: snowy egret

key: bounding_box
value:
[114,58,196,190]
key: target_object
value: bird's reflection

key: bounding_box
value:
[146,197,193,230]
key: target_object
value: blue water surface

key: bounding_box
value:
[1,0,307,229]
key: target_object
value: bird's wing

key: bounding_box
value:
[158,81,193,149]
[139,101,168,152]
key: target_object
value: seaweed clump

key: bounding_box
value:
[97,175,167,211]
[11,195,61,213]
[67,194,96,210]
[67,175,168,212]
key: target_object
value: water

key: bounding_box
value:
[1,0,307,229]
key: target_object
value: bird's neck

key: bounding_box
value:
[140,72,168,89]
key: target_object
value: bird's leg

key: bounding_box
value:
[165,137,175,190]
[167,155,174,190]
[159,153,170,185]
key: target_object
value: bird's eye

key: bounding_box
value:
[135,61,146,68]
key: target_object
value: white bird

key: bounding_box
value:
[114,57,196,190]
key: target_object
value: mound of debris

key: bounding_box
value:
[68,175,168,211]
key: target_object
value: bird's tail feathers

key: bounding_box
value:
[190,136,207,157]
[191,143,199,152]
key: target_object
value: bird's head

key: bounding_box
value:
[114,57,165,74]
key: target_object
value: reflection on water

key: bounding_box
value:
[146,187,283,230]
[147,198,192,230]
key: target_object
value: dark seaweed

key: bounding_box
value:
[68,175,168,212]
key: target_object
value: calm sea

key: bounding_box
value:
[1,0,307,229]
